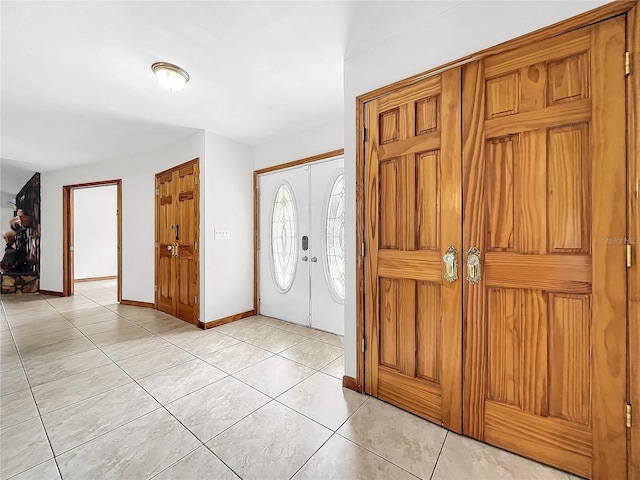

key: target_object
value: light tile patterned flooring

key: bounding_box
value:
[0,280,581,480]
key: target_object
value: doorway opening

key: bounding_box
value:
[62,180,122,301]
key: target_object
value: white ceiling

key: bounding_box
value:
[1,0,463,172]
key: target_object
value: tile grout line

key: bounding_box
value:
[429,430,449,480]
[0,298,64,480]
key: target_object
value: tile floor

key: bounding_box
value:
[0,280,581,479]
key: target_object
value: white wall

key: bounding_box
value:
[203,131,255,321]
[73,185,117,279]
[41,132,205,308]
[342,1,611,377]
[1,207,15,236]
[254,118,344,171]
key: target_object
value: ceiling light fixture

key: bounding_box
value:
[151,62,190,92]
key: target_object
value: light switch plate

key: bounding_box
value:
[214,230,231,240]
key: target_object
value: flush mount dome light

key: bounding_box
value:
[151,62,190,92]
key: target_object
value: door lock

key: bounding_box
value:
[310,257,318,263]
[302,256,309,262]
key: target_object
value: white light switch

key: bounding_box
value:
[214,230,231,240]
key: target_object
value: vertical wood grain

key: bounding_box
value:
[364,100,381,396]
[416,282,441,383]
[463,59,488,440]
[398,279,417,377]
[438,67,463,433]
[379,278,398,370]
[590,16,627,479]
[628,5,640,479]
[547,53,589,105]
[548,293,592,426]
[547,123,590,253]
[486,136,516,251]
[416,151,440,250]
[379,159,399,250]
[487,288,521,407]
[521,289,548,416]
[415,95,439,134]
[486,72,520,118]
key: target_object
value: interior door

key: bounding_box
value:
[157,171,176,315]
[259,166,310,325]
[462,18,627,479]
[155,159,200,325]
[175,163,199,325]
[309,157,345,334]
[364,68,463,431]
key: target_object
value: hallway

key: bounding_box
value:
[1,282,578,479]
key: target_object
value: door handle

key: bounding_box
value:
[302,256,308,262]
[442,246,458,282]
[310,257,318,263]
[466,246,481,284]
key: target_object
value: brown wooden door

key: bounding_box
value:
[157,171,176,315]
[155,159,200,325]
[175,164,199,324]
[364,69,463,431]
[462,17,627,479]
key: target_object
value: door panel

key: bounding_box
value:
[176,165,199,325]
[157,172,175,315]
[364,68,463,431]
[310,157,345,334]
[155,160,200,325]
[462,17,627,479]
[259,167,310,325]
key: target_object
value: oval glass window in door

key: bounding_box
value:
[271,183,298,293]
[325,173,345,300]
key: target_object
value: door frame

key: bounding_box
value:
[62,179,122,301]
[253,149,344,315]
[153,158,200,321]
[356,1,639,475]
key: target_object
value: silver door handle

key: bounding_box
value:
[301,256,308,262]
[310,257,318,263]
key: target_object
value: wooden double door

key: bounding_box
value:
[155,159,200,325]
[364,17,627,479]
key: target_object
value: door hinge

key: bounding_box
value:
[69,245,74,251]
[361,242,365,257]
[626,52,631,76]
[362,127,367,142]
[194,295,198,304]
[626,403,632,428]
[194,241,198,250]
[194,176,198,185]
[361,337,366,353]
[155,188,159,196]
[116,209,119,216]
[154,285,158,292]
[155,242,158,248]
[627,244,633,268]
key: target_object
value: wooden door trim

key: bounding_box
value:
[628,3,640,479]
[252,149,345,314]
[62,180,122,301]
[154,157,200,323]
[356,0,636,406]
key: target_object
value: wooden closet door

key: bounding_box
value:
[462,17,627,479]
[364,68,463,431]
[155,159,200,325]
[175,163,199,325]
[157,171,176,315]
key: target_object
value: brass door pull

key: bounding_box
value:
[466,246,481,284]
[442,246,458,282]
